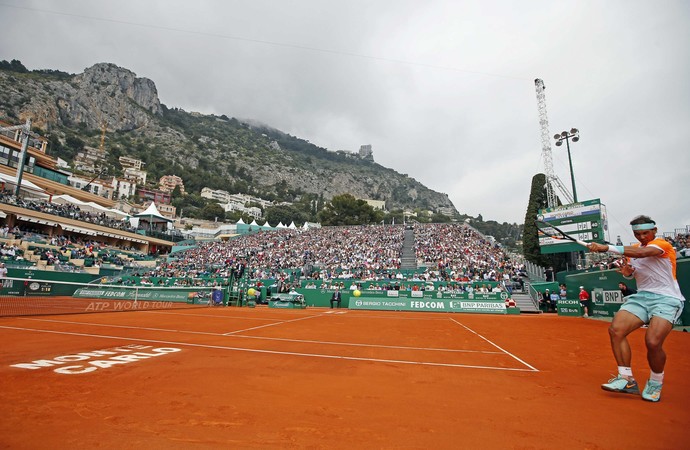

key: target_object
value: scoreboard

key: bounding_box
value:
[537,199,607,254]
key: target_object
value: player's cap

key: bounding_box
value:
[545,289,550,291]
[579,286,584,289]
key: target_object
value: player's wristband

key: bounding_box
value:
[607,245,624,254]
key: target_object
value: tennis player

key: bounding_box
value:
[587,215,685,402]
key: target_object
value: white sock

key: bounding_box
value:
[650,371,664,383]
[618,366,634,379]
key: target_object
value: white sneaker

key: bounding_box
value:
[583,314,589,318]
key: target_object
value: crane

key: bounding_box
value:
[534,79,574,208]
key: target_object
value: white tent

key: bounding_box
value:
[288,221,297,229]
[131,202,172,231]
[236,218,245,224]
[0,173,49,198]
[51,194,128,218]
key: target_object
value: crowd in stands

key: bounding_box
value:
[1,242,22,260]
[667,232,690,258]
[0,193,133,232]
[0,220,151,271]
[3,190,687,289]
[138,224,526,292]
[148,225,407,281]
[414,224,525,283]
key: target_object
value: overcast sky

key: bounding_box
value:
[1,0,689,244]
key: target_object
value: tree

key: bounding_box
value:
[199,203,226,221]
[225,211,254,224]
[318,194,383,226]
[522,173,570,270]
[65,135,85,154]
[264,204,308,226]
[384,209,405,225]
[430,212,452,223]
[0,59,28,73]
[522,173,549,266]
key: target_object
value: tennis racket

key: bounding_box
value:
[535,220,590,248]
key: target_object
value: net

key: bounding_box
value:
[0,277,227,317]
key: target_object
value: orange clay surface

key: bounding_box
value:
[1,305,689,449]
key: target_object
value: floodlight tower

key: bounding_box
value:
[0,118,32,196]
[534,79,573,208]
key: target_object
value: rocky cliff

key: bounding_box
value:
[0,62,457,215]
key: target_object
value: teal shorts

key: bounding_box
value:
[620,291,684,325]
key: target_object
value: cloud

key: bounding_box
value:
[1,0,688,244]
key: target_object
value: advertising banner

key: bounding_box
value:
[349,297,507,314]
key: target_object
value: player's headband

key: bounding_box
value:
[631,223,656,231]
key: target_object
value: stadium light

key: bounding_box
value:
[553,128,580,202]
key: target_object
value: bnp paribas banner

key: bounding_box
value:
[349,291,508,314]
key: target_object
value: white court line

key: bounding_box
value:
[20,317,221,336]
[141,310,306,321]
[222,313,324,335]
[449,317,539,372]
[144,309,451,322]
[0,324,534,372]
[19,317,502,354]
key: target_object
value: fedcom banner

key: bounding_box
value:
[349,297,506,314]
[73,287,195,303]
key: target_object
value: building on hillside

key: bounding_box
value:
[437,206,456,217]
[119,156,147,185]
[159,175,185,194]
[221,202,262,219]
[359,144,373,160]
[67,174,113,198]
[74,145,107,173]
[119,156,145,170]
[200,187,230,203]
[227,193,272,209]
[362,199,386,211]
[138,187,171,205]
[201,188,273,213]
[123,167,147,185]
[108,177,137,200]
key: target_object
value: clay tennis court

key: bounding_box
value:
[1,306,688,449]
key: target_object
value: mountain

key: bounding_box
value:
[0,61,457,215]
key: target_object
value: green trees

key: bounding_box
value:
[264,204,309,226]
[522,173,570,270]
[199,203,225,221]
[172,193,207,219]
[522,174,549,266]
[0,59,28,73]
[318,194,383,226]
